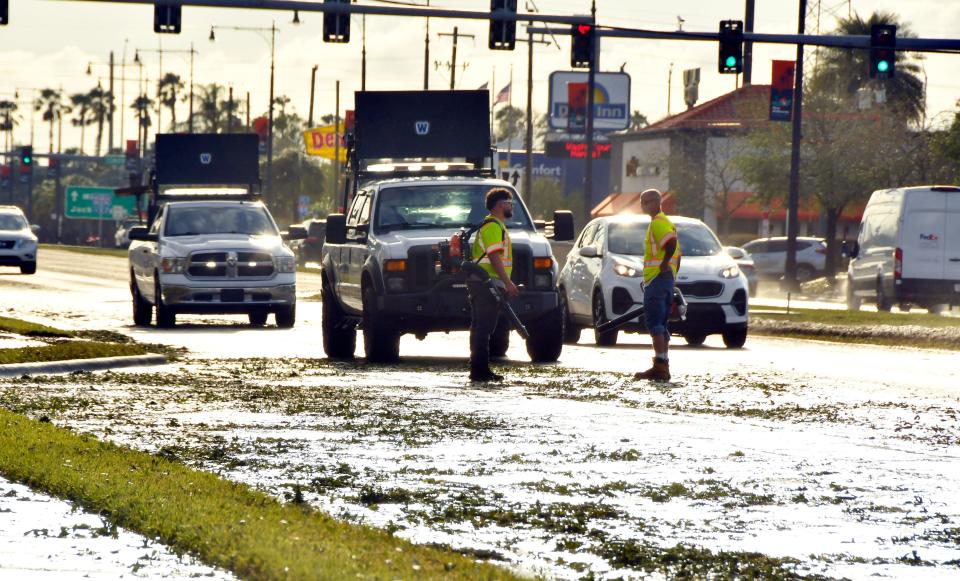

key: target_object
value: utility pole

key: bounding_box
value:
[743,0,756,84]
[423,0,430,90]
[437,27,475,90]
[666,62,673,116]
[521,29,551,210]
[334,80,340,201]
[308,65,318,127]
[228,86,234,132]
[109,51,115,151]
[361,14,367,91]
[584,2,597,206]
[785,0,807,291]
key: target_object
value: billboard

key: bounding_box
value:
[548,71,631,132]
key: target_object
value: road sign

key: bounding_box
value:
[64,186,138,220]
[104,155,125,167]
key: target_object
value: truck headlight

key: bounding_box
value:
[533,273,552,289]
[160,257,187,274]
[613,260,640,278]
[275,256,296,273]
[719,265,740,279]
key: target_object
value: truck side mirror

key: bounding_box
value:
[533,219,546,232]
[283,226,308,241]
[325,214,347,244]
[128,226,157,242]
[848,241,859,259]
[551,210,575,241]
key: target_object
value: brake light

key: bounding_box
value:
[533,257,553,269]
[894,247,902,281]
[815,247,827,255]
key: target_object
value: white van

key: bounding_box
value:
[847,185,960,313]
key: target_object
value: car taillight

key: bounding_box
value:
[815,247,827,255]
[894,248,902,281]
[306,236,320,243]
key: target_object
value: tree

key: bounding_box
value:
[70,92,94,154]
[87,85,115,156]
[35,89,68,154]
[630,110,649,131]
[495,105,525,145]
[0,100,19,151]
[704,137,751,239]
[131,95,154,149]
[195,84,225,133]
[809,11,925,123]
[158,73,184,132]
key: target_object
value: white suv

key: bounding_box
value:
[558,214,749,348]
[0,205,38,275]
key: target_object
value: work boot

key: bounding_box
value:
[470,367,504,382]
[633,358,670,381]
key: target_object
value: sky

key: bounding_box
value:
[2,0,959,155]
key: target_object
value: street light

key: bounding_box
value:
[134,44,199,133]
[209,22,278,207]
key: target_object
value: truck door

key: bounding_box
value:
[901,190,946,281]
[945,192,960,282]
[341,193,370,311]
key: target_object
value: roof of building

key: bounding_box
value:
[630,84,774,134]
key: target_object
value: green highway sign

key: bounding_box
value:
[104,155,126,167]
[64,186,138,220]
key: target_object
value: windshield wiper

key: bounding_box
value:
[379,222,444,230]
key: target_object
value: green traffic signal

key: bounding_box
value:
[877,60,890,73]
[725,55,738,68]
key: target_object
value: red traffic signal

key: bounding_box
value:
[571,24,594,69]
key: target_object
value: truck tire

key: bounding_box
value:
[560,291,581,344]
[876,279,893,312]
[525,306,563,363]
[20,261,36,275]
[132,280,152,326]
[154,278,176,328]
[275,305,296,328]
[722,325,748,349]
[592,292,618,346]
[362,286,400,363]
[846,278,861,310]
[248,311,268,326]
[321,278,356,359]
[489,318,510,358]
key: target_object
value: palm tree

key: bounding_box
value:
[35,89,68,153]
[69,92,94,154]
[0,100,18,151]
[195,84,225,133]
[158,73,184,132]
[87,85,115,156]
[131,95,154,150]
[810,11,925,122]
[630,110,649,131]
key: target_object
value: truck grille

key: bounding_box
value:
[0,240,14,249]
[187,250,275,279]
[677,281,724,298]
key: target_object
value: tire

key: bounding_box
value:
[796,263,815,282]
[248,311,268,326]
[20,261,36,275]
[559,291,581,345]
[876,279,893,312]
[592,292,618,346]
[525,306,564,363]
[321,278,356,359]
[132,280,152,326]
[684,334,707,346]
[846,277,861,311]
[154,278,176,328]
[362,285,400,363]
[275,305,296,328]
[489,318,510,358]
[722,326,748,349]
[927,303,946,315]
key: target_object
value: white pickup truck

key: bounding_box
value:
[127,190,305,328]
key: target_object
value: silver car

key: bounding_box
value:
[0,205,39,275]
[742,236,827,282]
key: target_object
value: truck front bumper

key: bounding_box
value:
[160,283,296,313]
[377,286,559,332]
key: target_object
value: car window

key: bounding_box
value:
[0,213,27,230]
[676,223,723,257]
[164,206,278,236]
[768,239,788,253]
[576,222,599,249]
[373,184,533,233]
[607,223,648,255]
[743,240,766,253]
[346,194,366,227]
[150,208,164,236]
[593,222,607,250]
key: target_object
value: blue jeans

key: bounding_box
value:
[643,271,675,338]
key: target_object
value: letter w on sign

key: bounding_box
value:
[415,121,430,136]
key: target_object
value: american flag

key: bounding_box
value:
[493,82,511,105]
[477,82,489,91]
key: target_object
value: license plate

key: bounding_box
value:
[221,289,244,302]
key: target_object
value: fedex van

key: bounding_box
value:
[847,185,960,313]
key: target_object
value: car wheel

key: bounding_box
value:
[321,277,356,359]
[796,263,815,282]
[559,291,581,344]
[20,261,36,275]
[132,279,152,326]
[845,277,861,311]
[684,334,706,346]
[362,285,400,363]
[592,292,618,347]
[275,305,296,328]
[248,311,268,326]
[722,325,748,349]
[876,279,892,312]
[154,278,176,328]
[927,303,946,315]
[525,306,564,363]
[489,317,510,358]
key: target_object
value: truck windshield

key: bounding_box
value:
[374,185,533,233]
[165,206,278,237]
[608,222,723,257]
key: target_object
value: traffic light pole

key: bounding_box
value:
[784,0,807,291]
[584,9,597,206]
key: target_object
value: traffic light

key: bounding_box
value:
[718,20,743,74]
[1,0,9,26]
[488,0,517,51]
[19,146,33,167]
[571,23,594,69]
[870,24,896,79]
[154,2,182,34]
[323,0,350,43]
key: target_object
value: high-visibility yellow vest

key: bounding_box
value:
[471,215,512,279]
[643,212,680,283]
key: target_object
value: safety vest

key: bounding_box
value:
[471,214,512,279]
[643,212,680,283]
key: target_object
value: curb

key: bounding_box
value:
[0,354,167,377]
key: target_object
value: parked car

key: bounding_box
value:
[558,214,750,348]
[289,218,326,266]
[0,205,39,275]
[114,217,143,248]
[742,236,827,281]
[724,246,758,296]
[847,185,960,313]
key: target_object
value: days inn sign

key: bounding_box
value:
[548,71,631,132]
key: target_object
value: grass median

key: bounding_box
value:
[0,409,520,580]
[0,315,73,338]
[40,244,127,258]
[0,341,148,365]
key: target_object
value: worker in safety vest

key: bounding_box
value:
[634,188,681,381]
